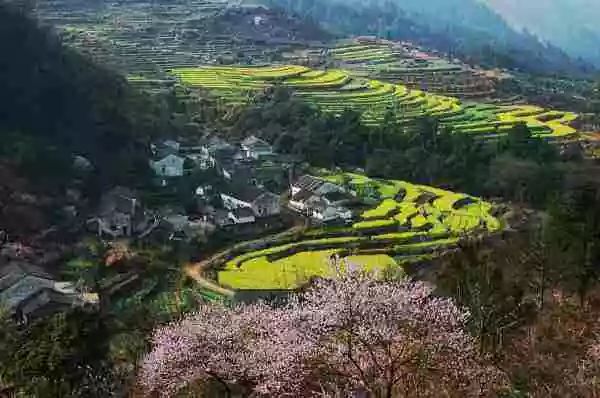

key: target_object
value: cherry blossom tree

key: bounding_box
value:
[292,270,505,397]
[138,301,314,397]
[139,268,505,397]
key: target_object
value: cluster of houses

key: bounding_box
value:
[1,136,369,322]
[0,244,98,324]
[86,134,365,243]
[288,175,355,223]
[87,135,291,241]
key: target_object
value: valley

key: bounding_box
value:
[22,0,592,305]
[2,1,600,396]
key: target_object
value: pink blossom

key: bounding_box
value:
[139,268,505,397]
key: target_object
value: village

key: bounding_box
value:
[87,134,361,243]
[0,133,364,323]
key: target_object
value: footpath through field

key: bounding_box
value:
[184,225,306,298]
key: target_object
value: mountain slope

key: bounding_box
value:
[482,0,600,66]
[269,0,593,76]
[0,2,161,187]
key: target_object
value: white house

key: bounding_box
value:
[240,135,273,159]
[302,195,353,223]
[87,187,154,238]
[288,175,353,223]
[160,213,214,241]
[228,207,256,224]
[150,154,185,178]
[289,175,345,210]
[0,262,98,323]
[290,174,343,197]
[220,184,280,218]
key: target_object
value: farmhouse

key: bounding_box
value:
[220,183,281,218]
[150,154,185,178]
[211,208,255,226]
[229,207,256,224]
[87,187,155,239]
[304,196,353,222]
[290,174,343,197]
[240,135,273,159]
[154,212,215,242]
[0,262,97,323]
[288,175,353,223]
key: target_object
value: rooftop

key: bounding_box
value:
[223,182,273,203]
[293,175,325,192]
[232,207,255,219]
[241,135,271,149]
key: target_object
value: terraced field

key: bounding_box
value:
[217,172,502,291]
[33,0,312,87]
[172,65,579,139]
[328,41,497,99]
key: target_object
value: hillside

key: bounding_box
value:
[32,0,331,80]
[172,64,578,138]
[483,0,600,66]
[0,3,170,239]
[268,0,594,77]
[0,3,160,182]
[316,39,499,99]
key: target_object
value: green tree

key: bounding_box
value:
[544,174,600,304]
[0,309,118,397]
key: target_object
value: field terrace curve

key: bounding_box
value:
[215,172,503,292]
[326,40,498,99]
[171,64,580,140]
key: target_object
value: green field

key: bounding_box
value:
[171,65,578,139]
[217,173,502,291]
[327,41,497,99]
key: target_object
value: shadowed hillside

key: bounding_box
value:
[0,2,161,188]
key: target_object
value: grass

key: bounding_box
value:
[361,199,398,219]
[219,250,338,290]
[219,250,401,290]
[353,219,397,230]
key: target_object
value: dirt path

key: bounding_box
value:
[184,262,235,298]
[184,225,305,298]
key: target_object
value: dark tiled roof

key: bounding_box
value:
[0,275,55,312]
[291,189,313,202]
[241,135,271,149]
[293,175,324,192]
[232,207,255,219]
[223,183,272,203]
[0,262,51,291]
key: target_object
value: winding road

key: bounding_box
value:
[184,225,305,299]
